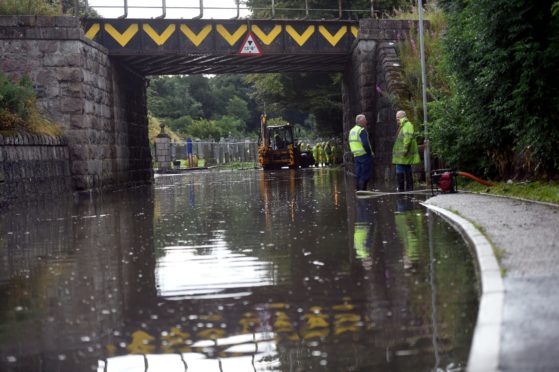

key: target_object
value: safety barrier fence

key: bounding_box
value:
[75,0,375,20]
[152,139,259,167]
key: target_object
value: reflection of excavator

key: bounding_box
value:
[258,113,314,170]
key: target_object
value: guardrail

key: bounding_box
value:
[76,0,375,20]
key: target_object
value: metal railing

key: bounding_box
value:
[154,139,259,167]
[79,0,374,20]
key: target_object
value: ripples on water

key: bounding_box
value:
[0,169,478,371]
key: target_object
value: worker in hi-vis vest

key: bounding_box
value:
[348,114,374,191]
[392,110,420,191]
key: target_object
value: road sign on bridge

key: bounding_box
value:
[82,19,359,75]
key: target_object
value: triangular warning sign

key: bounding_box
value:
[238,31,262,56]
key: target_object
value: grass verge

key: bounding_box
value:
[458,179,559,205]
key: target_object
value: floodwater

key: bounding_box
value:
[0,169,478,372]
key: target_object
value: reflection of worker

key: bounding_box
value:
[275,134,285,149]
[392,111,420,191]
[349,114,374,191]
[354,199,373,261]
[316,142,324,167]
[394,196,423,270]
[324,141,332,166]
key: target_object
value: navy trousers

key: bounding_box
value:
[354,155,373,190]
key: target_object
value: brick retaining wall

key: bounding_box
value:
[0,134,71,205]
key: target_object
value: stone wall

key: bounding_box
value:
[0,16,152,195]
[342,19,416,185]
[0,134,71,205]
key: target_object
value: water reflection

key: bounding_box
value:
[0,169,477,372]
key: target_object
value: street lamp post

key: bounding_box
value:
[418,0,431,182]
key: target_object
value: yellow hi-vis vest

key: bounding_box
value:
[349,125,368,157]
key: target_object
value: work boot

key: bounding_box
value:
[405,171,414,191]
[397,173,405,192]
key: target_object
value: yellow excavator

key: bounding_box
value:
[258,113,314,170]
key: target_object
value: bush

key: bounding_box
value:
[0,0,62,15]
[0,73,35,132]
[0,71,62,136]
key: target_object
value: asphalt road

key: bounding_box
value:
[426,193,559,372]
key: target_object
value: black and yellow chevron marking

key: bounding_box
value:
[83,20,358,53]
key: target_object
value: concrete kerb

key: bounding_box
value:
[421,203,504,372]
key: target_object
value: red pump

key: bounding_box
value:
[431,169,496,194]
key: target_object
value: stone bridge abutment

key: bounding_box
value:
[0,16,152,196]
[342,19,414,184]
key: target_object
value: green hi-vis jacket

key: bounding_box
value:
[392,117,420,165]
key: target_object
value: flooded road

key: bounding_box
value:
[0,169,478,372]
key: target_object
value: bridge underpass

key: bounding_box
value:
[0,13,415,192]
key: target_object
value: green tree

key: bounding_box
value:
[225,96,250,124]
[245,0,412,19]
[433,0,559,177]
[244,72,343,136]
[186,119,222,141]
[0,0,61,15]
[215,115,245,138]
[148,76,203,119]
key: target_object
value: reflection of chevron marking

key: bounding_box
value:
[216,24,248,46]
[351,26,358,38]
[85,23,100,40]
[104,23,139,47]
[285,25,315,46]
[251,25,281,45]
[143,24,176,46]
[180,24,212,47]
[318,25,347,47]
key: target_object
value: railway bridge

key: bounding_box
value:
[0,3,415,192]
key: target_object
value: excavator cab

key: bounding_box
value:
[258,115,314,170]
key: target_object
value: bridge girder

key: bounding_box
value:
[83,19,358,75]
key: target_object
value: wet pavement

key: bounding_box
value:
[1,169,478,372]
[426,193,559,372]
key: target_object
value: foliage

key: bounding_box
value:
[148,114,181,143]
[60,0,100,17]
[0,0,62,15]
[432,0,559,178]
[245,0,413,19]
[186,119,222,142]
[397,1,559,179]
[214,161,259,170]
[0,71,62,136]
[244,72,343,137]
[147,74,259,140]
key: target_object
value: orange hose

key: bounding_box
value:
[457,171,496,187]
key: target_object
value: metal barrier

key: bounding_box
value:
[170,140,259,166]
[80,0,374,20]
